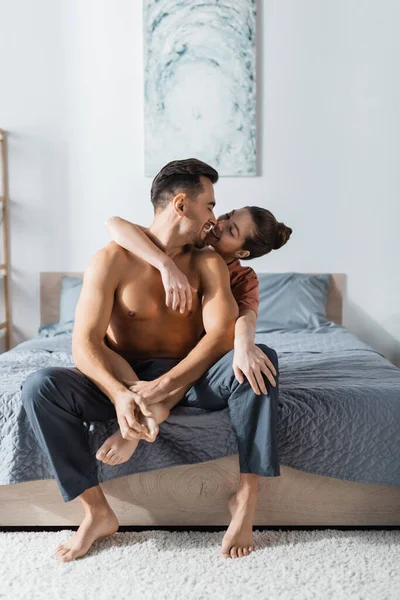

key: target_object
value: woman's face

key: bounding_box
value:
[204,207,254,260]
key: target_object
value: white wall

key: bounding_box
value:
[0,0,399,365]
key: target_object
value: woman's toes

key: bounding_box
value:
[243,548,248,556]
[230,546,237,559]
[238,548,244,558]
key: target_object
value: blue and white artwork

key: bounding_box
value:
[144,0,256,176]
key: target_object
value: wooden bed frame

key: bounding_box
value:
[1,272,399,527]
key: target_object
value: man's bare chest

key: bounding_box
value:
[112,257,202,323]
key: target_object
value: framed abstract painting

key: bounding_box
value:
[144,0,257,176]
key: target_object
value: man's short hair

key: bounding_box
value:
[150,158,219,211]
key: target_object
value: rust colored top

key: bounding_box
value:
[227,258,259,317]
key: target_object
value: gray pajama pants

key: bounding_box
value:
[21,343,280,503]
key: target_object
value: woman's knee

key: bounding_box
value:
[256,344,279,371]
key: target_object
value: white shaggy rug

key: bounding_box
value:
[0,529,399,599]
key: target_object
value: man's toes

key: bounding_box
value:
[102,449,115,464]
[61,552,71,562]
[96,447,107,460]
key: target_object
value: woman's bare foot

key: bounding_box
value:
[220,493,256,559]
[54,508,119,562]
[96,416,159,466]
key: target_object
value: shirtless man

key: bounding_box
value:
[21,158,280,562]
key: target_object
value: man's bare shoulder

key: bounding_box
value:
[96,241,134,265]
[84,242,132,281]
[190,248,231,289]
[191,247,229,277]
[192,246,227,266]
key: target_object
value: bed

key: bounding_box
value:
[0,272,399,526]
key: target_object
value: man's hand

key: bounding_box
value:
[233,342,277,395]
[128,376,171,407]
[113,387,155,441]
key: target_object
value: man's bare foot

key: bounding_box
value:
[96,428,139,465]
[96,417,158,466]
[54,508,119,562]
[220,493,256,559]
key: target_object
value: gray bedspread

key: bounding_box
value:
[1,321,399,492]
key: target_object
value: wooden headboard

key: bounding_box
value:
[40,272,345,326]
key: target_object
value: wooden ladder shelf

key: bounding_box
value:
[0,128,11,350]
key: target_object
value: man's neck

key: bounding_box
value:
[147,213,190,259]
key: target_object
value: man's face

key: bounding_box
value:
[182,176,217,247]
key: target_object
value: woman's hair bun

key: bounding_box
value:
[273,222,293,250]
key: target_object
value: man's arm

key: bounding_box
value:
[155,250,239,395]
[72,242,133,404]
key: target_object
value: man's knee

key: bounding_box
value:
[21,367,66,408]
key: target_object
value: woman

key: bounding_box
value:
[96,206,292,466]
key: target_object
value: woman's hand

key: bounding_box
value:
[233,342,277,395]
[160,258,198,313]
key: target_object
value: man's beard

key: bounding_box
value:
[194,238,206,249]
